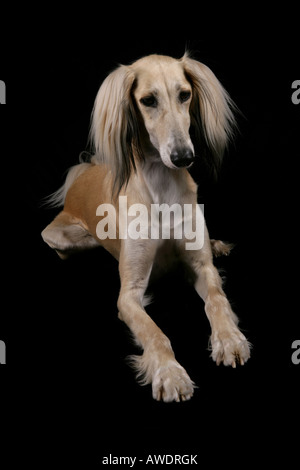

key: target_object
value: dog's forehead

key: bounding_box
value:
[132,55,189,94]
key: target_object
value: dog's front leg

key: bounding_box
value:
[117,239,195,402]
[184,235,251,367]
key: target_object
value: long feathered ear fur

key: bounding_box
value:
[182,53,237,174]
[90,65,142,195]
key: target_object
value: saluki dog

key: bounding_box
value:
[42,53,251,402]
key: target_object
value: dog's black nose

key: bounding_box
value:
[170,149,195,168]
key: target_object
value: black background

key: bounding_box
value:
[1,36,299,465]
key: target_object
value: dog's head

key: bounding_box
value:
[91,53,236,194]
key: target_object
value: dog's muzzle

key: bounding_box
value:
[170,148,195,168]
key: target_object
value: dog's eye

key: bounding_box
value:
[179,90,191,103]
[140,95,157,108]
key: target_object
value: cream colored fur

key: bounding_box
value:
[42,54,250,402]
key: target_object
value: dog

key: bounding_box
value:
[42,53,251,402]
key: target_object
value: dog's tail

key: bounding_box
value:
[42,153,96,208]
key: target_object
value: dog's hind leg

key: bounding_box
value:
[41,211,99,259]
[117,239,195,402]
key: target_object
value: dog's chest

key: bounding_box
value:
[143,165,194,207]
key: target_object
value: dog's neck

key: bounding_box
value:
[137,156,196,206]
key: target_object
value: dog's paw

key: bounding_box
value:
[210,239,234,257]
[210,328,251,367]
[152,361,195,402]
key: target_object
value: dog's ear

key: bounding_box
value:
[91,65,141,195]
[182,54,237,174]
